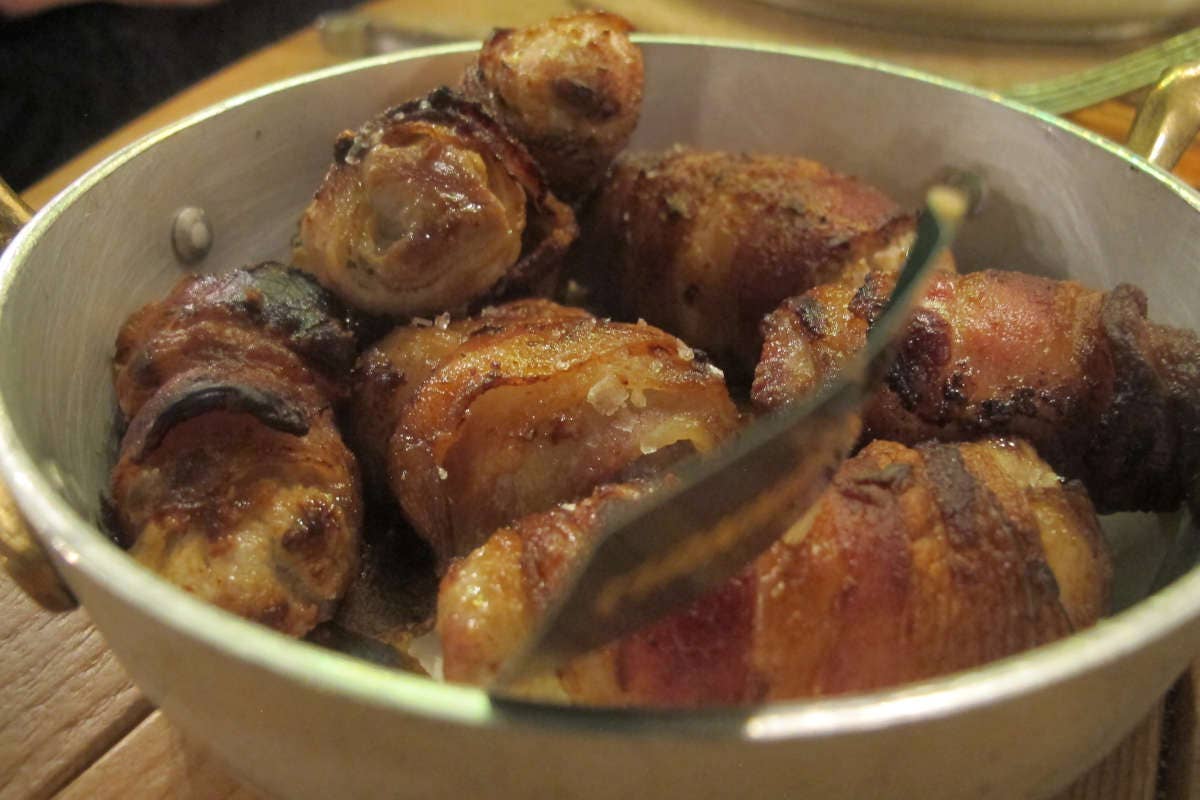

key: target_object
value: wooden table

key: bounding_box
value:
[5,2,1200,798]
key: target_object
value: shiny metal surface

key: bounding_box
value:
[1129,61,1200,170]
[0,178,30,254]
[170,206,214,265]
[0,177,76,612]
[1,39,1199,799]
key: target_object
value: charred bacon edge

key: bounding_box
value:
[1093,284,1179,513]
[114,262,358,420]
[123,373,312,463]
[230,262,359,376]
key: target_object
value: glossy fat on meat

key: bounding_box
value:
[438,438,1110,706]
[574,147,919,374]
[439,481,655,692]
[109,372,362,638]
[754,268,1200,513]
[360,299,740,566]
[462,11,644,203]
[349,299,592,492]
[294,90,576,317]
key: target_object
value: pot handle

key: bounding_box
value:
[1127,62,1200,171]
[0,178,78,612]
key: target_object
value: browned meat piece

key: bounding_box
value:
[749,438,1109,702]
[109,368,362,637]
[439,480,653,693]
[113,262,356,422]
[349,299,591,493]
[462,11,644,203]
[439,438,1111,705]
[753,269,1200,513]
[754,263,907,412]
[355,299,739,566]
[573,147,931,374]
[293,89,577,317]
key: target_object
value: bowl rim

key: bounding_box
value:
[2,35,1199,741]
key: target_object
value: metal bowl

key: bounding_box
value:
[2,38,1199,799]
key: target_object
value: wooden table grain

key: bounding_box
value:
[6,2,1200,798]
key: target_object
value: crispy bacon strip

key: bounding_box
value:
[462,11,644,203]
[352,299,740,566]
[573,147,935,374]
[439,438,1111,705]
[349,299,591,494]
[294,89,577,317]
[113,262,356,422]
[753,269,1200,513]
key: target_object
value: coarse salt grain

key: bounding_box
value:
[586,374,629,416]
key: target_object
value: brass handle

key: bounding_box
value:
[0,177,33,251]
[1127,62,1200,171]
[0,177,77,612]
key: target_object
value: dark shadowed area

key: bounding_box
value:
[0,0,359,190]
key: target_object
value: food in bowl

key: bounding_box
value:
[350,298,739,568]
[573,146,936,375]
[101,11,1199,705]
[440,437,1111,703]
[753,268,1200,513]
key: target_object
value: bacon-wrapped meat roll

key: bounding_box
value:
[109,265,363,636]
[351,299,739,566]
[439,438,1111,705]
[573,147,933,375]
[462,11,644,203]
[753,269,1200,513]
[294,89,577,318]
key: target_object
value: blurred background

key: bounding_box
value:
[4,0,1199,193]
[0,0,362,189]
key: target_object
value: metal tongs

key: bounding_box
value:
[493,185,969,691]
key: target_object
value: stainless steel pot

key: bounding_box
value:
[3,39,1200,799]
